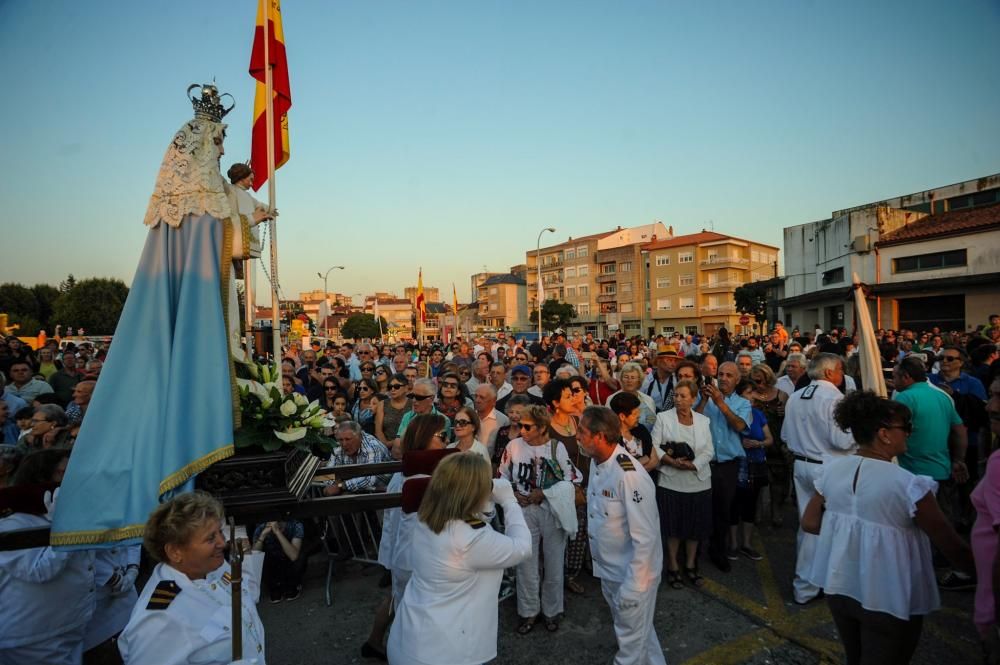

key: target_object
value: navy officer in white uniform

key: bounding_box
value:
[118,491,264,665]
[578,405,665,665]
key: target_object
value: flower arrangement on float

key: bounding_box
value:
[234,360,335,453]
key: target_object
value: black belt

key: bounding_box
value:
[710,459,739,466]
[793,454,822,465]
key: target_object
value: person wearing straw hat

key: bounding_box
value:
[640,343,681,413]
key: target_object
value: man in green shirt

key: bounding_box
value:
[892,356,966,482]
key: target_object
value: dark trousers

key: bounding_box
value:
[827,594,924,665]
[263,550,307,597]
[709,460,739,558]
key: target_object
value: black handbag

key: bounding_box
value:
[660,440,695,461]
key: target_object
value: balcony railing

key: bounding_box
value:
[595,273,617,284]
[701,304,736,313]
[596,293,617,304]
[701,280,745,291]
[700,256,749,267]
[539,257,564,270]
[542,276,563,287]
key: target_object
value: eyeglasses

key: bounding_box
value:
[520,423,537,431]
[570,387,584,395]
[512,375,530,381]
[433,431,448,440]
[375,369,387,375]
[359,386,371,392]
[408,393,434,401]
[325,386,337,391]
[441,382,459,388]
[941,355,962,362]
[882,422,913,435]
[453,419,472,427]
[389,383,406,390]
[361,366,375,372]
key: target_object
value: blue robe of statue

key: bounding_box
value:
[52,117,240,548]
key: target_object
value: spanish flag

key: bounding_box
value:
[249,0,291,191]
[452,283,459,316]
[416,269,427,323]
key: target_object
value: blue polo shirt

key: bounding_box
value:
[702,392,752,462]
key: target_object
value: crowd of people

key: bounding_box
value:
[2,313,1000,664]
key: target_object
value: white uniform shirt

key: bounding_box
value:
[476,408,509,453]
[387,503,532,665]
[118,552,265,665]
[85,544,141,650]
[0,512,96,651]
[587,446,663,600]
[498,437,579,495]
[780,380,857,461]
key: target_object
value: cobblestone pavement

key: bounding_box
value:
[258,503,978,665]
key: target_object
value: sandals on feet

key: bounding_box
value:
[565,577,585,594]
[517,616,537,635]
[667,569,684,589]
[543,615,559,632]
[684,567,705,588]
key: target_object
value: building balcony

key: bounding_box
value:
[542,276,563,287]
[701,304,736,313]
[539,257,564,270]
[595,272,617,284]
[700,280,745,292]
[596,293,617,304]
[700,256,749,267]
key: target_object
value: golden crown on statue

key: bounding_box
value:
[187,83,235,123]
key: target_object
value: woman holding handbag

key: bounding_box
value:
[730,381,773,562]
[497,404,578,634]
[650,379,715,588]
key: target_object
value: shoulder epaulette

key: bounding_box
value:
[616,453,636,471]
[146,580,181,610]
[465,518,487,529]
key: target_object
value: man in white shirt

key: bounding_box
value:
[640,344,680,412]
[473,384,509,456]
[465,357,490,393]
[776,353,808,397]
[488,362,512,401]
[780,353,857,604]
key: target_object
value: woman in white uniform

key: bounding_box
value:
[117,491,265,665]
[387,453,531,665]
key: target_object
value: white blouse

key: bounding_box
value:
[807,456,939,620]
[650,409,714,493]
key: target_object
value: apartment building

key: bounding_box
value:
[364,296,413,341]
[643,232,779,337]
[526,222,669,337]
[404,285,440,306]
[477,274,528,332]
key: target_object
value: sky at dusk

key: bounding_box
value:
[2,0,998,304]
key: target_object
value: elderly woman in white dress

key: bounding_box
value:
[801,391,974,665]
[387,453,531,665]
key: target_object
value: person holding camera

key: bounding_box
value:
[651,379,715,588]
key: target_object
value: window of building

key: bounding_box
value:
[685,325,698,335]
[599,302,617,313]
[751,250,761,263]
[679,297,695,309]
[577,265,589,277]
[601,284,617,295]
[489,287,498,295]
[656,277,671,288]
[564,249,575,260]
[655,255,670,266]
[564,266,576,279]
[656,298,671,311]
[566,286,576,297]
[620,282,632,293]
[600,263,616,275]
[621,303,633,313]
[821,267,844,285]
[679,274,694,286]
[619,261,632,272]
[661,326,676,333]
[577,245,589,257]
[893,249,968,273]
[578,285,589,297]
[577,303,590,315]
[679,252,694,263]
[489,303,498,311]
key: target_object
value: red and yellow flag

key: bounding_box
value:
[416,269,427,323]
[452,283,459,316]
[250,0,291,191]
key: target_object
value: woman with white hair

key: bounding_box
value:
[606,361,656,430]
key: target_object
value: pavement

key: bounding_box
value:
[258,501,979,665]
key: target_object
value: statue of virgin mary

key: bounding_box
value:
[52,84,265,548]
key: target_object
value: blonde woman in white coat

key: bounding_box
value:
[650,380,715,588]
[387,453,531,665]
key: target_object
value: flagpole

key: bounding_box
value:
[264,4,281,361]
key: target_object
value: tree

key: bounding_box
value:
[52,278,129,334]
[59,274,77,294]
[5,312,43,337]
[32,284,60,330]
[340,313,388,340]
[528,299,576,333]
[734,283,768,326]
[0,283,39,320]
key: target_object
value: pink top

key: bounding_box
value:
[971,450,1000,628]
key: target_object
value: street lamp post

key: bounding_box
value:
[536,227,556,342]
[317,266,345,337]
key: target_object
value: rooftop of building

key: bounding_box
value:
[642,230,779,251]
[877,202,1000,247]
[482,274,527,286]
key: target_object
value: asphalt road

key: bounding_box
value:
[257,502,979,665]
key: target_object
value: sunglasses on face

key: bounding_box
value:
[408,393,434,401]
[362,367,375,372]
[941,355,961,362]
[325,386,337,391]
[375,369,387,375]
[570,387,584,395]
[441,382,459,388]
[360,386,371,392]
[389,383,406,390]
[520,423,537,431]
[453,419,472,427]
